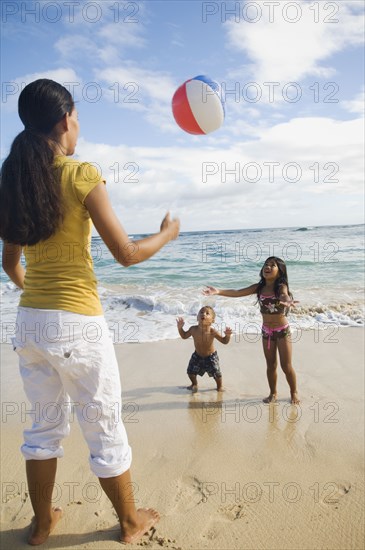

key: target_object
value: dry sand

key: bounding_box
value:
[1,328,364,549]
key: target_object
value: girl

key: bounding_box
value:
[0,79,179,545]
[204,257,300,405]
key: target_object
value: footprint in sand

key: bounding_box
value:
[95,519,113,531]
[138,528,182,549]
[200,509,250,545]
[164,476,208,515]
[218,501,250,521]
[201,525,218,541]
[2,490,29,523]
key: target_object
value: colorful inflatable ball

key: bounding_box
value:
[171,75,225,135]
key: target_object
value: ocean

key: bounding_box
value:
[1,224,364,343]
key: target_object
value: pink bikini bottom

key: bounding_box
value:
[262,324,290,350]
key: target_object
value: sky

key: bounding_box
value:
[1,0,364,233]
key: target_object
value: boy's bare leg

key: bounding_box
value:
[214,375,223,392]
[99,469,159,543]
[187,374,198,392]
[26,458,63,545]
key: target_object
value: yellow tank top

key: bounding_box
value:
[20,156,105,315]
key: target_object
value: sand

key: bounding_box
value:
[1,328,364,549]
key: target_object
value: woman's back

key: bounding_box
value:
[20,156,104,315]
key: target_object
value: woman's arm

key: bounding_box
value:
[2,243,25,289]
[84,183,180,267]
[203,283,258,298]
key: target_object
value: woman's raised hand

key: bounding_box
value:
[160,212,180,241]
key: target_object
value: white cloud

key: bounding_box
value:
[54,36,96,59]
[342,88,365,115]
[225,1,364,83]
[75,114,364,233]
[54,1,148,65]
[2,68,80,113]
[98,65,179,131]
[100,66,176,103]
[98,22,145,48]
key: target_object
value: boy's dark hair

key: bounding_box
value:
[199,306,216,321]
[0,79,74,245]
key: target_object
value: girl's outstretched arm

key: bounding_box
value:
[85,183,180,267]
[203,283,258,298]
[2,243,25,289]
[278,285,299,308]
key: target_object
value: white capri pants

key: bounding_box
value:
[12,307,132,478]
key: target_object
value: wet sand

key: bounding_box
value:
[1,328,364,549]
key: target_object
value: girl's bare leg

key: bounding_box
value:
[262,338,278,403]
[99,469,159,543]
[277,337,300,404]
[26,458,63,545]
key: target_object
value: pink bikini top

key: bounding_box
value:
[259,295,288,315]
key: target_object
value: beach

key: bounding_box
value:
[1,327,364,549]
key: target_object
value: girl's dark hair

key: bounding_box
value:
[256,256,293,299]
[0,79,74,245]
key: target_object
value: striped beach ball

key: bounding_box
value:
[172,75,225,135]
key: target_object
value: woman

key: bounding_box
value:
[0,78,179,545]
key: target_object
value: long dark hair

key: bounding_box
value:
[256,256,293,299]
[0,79,74,245]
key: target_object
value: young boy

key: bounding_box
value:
[176,306,232,392]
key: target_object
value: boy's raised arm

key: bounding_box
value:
[176,317,192,339]
[213,326,232,345]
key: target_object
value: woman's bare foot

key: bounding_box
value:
[121,508,160,544]
[291,392,300,404]
[187,384,198,393]
[28,507,63,546]
[263,393,277,404]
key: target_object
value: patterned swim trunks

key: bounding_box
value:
[187,351,221,378]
